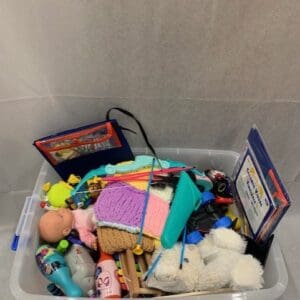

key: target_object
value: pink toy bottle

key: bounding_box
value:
[95,252,121,298]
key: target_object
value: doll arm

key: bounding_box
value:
[77,227,97,249]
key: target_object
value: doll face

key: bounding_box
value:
[39,208,74,243]
[57,208,74,228]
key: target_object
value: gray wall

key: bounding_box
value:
[0,1,299,205]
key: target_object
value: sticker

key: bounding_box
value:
[36,246,65,276]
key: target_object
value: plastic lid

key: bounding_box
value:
[57,239,69,253]
[100,251,114,261]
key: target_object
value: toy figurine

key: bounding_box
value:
[36,245,83,297]
[65,244,96,296]
[38,206,97,249]
[66,177,105,209]
[205,169,233,198]
[42,174,97,210]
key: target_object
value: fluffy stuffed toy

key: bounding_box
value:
[145,228,264,293]
[197,228,264,291]
[145,242,205,293]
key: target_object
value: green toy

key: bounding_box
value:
[43,181,73,208]
[161,172,202,249]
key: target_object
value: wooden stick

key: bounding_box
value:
[125,249,140,297]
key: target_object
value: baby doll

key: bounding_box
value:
[39,206,97,250]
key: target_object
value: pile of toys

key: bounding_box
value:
[36,155,265,298]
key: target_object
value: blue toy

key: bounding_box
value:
[68,183,93,209]
[186,230,204,244]
[212,216,233,229]
[36,245,83,297]
[201,191,215,206]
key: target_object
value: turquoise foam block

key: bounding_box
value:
[161,171,202,249]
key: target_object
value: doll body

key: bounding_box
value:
[39,207,97,249]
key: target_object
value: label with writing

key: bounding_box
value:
[236,154,271,234]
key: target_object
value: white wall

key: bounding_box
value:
[0,1,299,205]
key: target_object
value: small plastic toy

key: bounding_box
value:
[71,165,107,197]
[95,251,121,298]
[212,216,233,229]
[65,244,96,296]
[42,174,99,210]
[226,209,241,230]
[205,169,233,198]
[56,239,69,254]
[36,245,83,297]
[66,184,93,210]
[87,177,105,200]
[185,230,204,244]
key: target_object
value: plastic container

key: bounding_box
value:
[10,148,288,300]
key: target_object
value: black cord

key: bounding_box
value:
[106,107,161,165]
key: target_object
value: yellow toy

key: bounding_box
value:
[225,209,242,231]
[42,181,73,208]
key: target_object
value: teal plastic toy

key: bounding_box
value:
[71,165,106,197]
[192,169,213,191]
[105,155,170,175]
[161,171,202,249]
[36,245,83,297]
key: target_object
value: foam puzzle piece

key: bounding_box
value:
[161,172,202,249]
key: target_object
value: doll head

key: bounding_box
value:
[39,208,74,243]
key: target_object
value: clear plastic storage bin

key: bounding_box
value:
[10,149,288,300]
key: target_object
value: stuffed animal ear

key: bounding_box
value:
[210,228,247,254]
[230,255,264,290]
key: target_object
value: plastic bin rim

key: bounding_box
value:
[9,148,288,300]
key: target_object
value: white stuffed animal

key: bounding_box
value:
[145,242,205,293]
[197,228,264,291]
[145,228,264,293]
